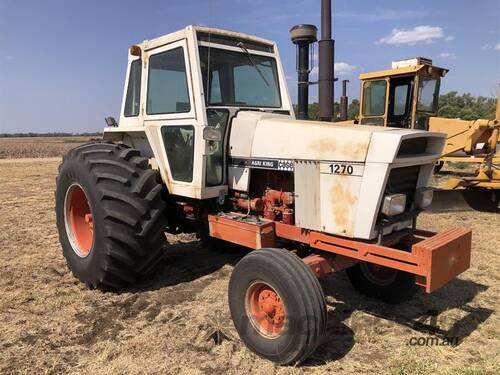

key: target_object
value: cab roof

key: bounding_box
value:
[134,25,275,52]
[359,64,449,80]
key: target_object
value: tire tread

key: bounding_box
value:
[56,142,167,290]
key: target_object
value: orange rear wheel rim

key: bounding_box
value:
[246,281,285,338]
[65,184,94,257]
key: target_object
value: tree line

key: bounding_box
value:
[0,132,102,138]
[296,92,498,121]
[0,92,496,137]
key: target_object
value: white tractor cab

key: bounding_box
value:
[56,26,472,365]
[104,26,293,200]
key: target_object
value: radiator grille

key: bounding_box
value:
[384,166,420,211]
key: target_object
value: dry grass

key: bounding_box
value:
[0,136,96,159]
[0,157,498,374]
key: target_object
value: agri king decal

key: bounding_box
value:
[230,158,294,171]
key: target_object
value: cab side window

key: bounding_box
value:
[393,84,410,116]
[162,126,195,182]
[124,59,142,117]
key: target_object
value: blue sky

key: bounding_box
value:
[0,0,499,133]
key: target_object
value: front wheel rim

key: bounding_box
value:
[245,281,286,339]
[64,184,94,257]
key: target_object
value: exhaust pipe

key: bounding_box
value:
[496,84,500,121]
[340,79,349,121]
[290,25,317,120]
[318,0,334,121]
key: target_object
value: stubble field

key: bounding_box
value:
[0,138,499,374]
[0,136,97,159]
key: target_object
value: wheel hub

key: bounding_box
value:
[361,263,398,285]
[246,282,285,338]
[64,184,94,257]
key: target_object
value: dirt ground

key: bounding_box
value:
[0,137,94,159]
[0,157,499,375]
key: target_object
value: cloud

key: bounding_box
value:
[310,62,356,76]
[482,43,500,51]
[377,25,445,45]
[439,52,456,59]
[445,35,455,41]
[310,53,356,76]
[334,62,357,75]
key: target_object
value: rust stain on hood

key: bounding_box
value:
[250,117,372,162]
[329,177,358,237]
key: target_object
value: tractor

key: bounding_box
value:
[354,57,500,210]
[55,26,472,365]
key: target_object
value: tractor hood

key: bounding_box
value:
[228,111,444,164]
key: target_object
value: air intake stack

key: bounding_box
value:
[340,79,349,121]
[290,24,317,120]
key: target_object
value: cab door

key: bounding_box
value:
[359,78,389,126]
[142,39,203,198]
[387,76,414,128]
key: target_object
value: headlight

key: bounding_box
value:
[381,194,406,216]
[415,187,433,209]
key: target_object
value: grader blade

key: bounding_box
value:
[428,189,500,212]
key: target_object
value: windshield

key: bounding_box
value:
[199,46,281,108]
[417,77,440,112]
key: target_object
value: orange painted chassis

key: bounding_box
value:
[208,214,472,293]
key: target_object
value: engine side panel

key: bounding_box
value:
[294,161,321,231]
[320,171,363,238]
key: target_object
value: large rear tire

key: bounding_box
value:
[228,248,327,365]
[55,142,167,289]
[346,262,417,304]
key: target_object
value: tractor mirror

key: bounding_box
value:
[203,127,223,142]
[105,117,118,127]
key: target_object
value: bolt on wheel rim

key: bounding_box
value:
[245,281,286,338]
[64,184,94,257]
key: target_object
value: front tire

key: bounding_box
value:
[228,248,326,365]
[55,142,167,289]
[346,262,417,304]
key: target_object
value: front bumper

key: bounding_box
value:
[208,214,472,294]
[309,227,472,293]
[412,228,472,292]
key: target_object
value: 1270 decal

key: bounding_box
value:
[320,162,364,176]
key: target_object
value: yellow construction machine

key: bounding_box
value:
[356,57,499,210]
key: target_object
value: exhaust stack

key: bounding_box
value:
[290,25,317,120]
[496,85,500,121]
[340,79,349,121]
[318,0,334,121]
